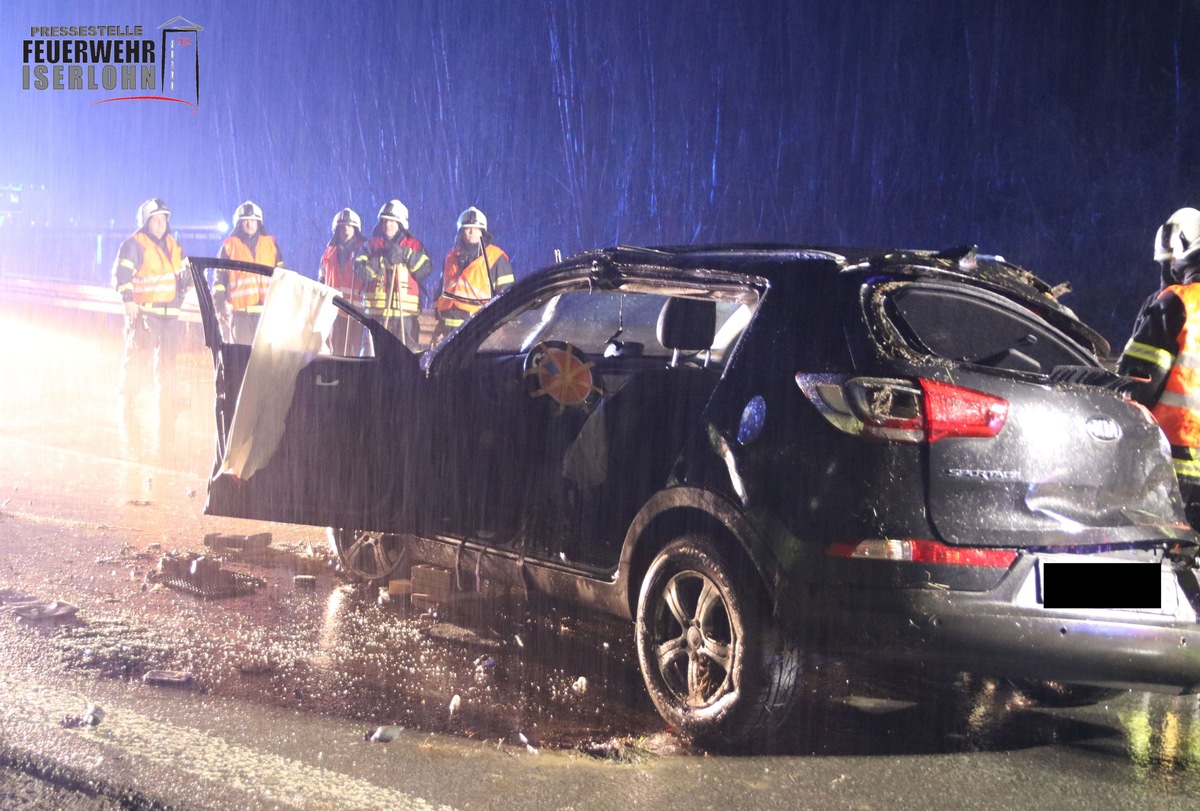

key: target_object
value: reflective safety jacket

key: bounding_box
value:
[112,231,185,313]
[1150,284,1200,479]
[319,236,366,303]
[216,234,282,312]
[435,244,514,328]
[356,233,431,320]
[1121,278,1200,482]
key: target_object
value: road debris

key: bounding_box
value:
[10,600,79,620]
[143,670,193,687]
[157,552,263,599]
[449,694,461,716]
[203,532,272,552]
[474,655,497,685]
[368,725,404,743]
[236,659,277,676]
[83,703,105,726]
[423,622,502,649]
[293,575,317,588]
[517,732,539,755]
[60,703,105,729]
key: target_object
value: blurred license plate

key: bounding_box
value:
[1038,560,1163,610]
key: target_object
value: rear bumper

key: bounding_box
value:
[789,559,1200,692]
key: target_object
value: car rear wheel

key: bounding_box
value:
[329,528,407,583]
[635,535,800,745]
[1009,679,1124,707]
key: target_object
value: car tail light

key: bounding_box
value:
[827,539,1017,568]
[796,374,1008,443]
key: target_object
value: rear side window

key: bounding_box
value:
[879,283,1096,374]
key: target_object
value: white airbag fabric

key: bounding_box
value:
[219,269,340,480]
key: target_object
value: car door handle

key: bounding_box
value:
[315,375,340,387]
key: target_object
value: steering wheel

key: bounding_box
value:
[522,341,604,414]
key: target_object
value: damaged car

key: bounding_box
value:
[188,245,1200,745]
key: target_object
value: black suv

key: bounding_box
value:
[189,245,1200,745]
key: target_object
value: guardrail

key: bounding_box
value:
[0,276,439,340]
[0,276,204,321]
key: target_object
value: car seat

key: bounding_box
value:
[563,297,721,564]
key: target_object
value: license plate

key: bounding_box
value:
[1037,559,1163,610]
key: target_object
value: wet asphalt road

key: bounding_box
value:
[2,302,1200,809]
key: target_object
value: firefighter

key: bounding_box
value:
[111,198,189,407]
[1118,207,1200,526]
[212,201,284,343]
[433,206,515,345]
[318,207,367,355]
[354,199,432,351]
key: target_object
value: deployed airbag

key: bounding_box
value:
[219,269,340,480]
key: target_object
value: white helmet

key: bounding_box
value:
[456,206,487,232]
[136,198,170,229]
[1154,208,1200,263]
[233,200,264,228]
[378,199,409,230]
[331,207,361,234]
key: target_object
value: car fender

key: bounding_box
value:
[618,485,786,618]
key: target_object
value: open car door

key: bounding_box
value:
[188,257,424,531]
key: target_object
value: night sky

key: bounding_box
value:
[3,0,1198,348]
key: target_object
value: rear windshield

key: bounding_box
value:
[878,282,1097,375]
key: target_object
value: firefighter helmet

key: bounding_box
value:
[136,198,170,229]
[1154,208,1200,263]
[331,207,362,234]
[378,199,409,230]
[456,206,488,232]
[233,201,264,228]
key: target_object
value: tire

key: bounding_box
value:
[328,528,408,583]
[635,535,800,745]
[1009,678,1124,707]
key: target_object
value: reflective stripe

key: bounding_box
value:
[1173,457,1200,481]
[496,274,514,285]
[1159,390,1200,409]
[1122,341,1174,372]
[119,258,136,270]
[364,268,420,314]
[1178,350,1200,370]
[441,317,465,327]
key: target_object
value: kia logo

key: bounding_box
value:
[1085,416,1122,442]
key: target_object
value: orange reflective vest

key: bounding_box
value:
[436,244,510,317]
[360,235,427,318]
[1153,283,1200,460]
[221,235,279,312]
[130,232,184,306]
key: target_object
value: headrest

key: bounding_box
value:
[656,297,716,351]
